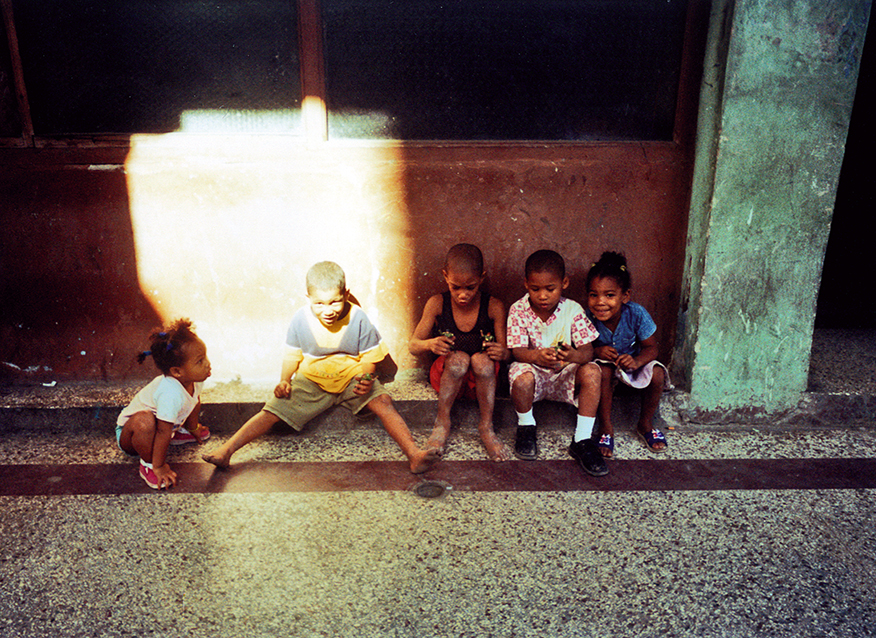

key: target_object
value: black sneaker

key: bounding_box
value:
[514,426,538,460]
[569,438,609,477]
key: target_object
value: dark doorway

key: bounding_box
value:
[808,25,874,395]
[814,24,874,329]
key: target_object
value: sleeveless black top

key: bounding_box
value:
[433,291,494,355]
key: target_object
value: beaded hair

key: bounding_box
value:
[586,251,632,291]
[525,249,565,280]
[136,318,199,375]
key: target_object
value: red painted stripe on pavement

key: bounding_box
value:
[1,458,874,496]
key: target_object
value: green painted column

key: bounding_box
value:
[679,0,870,417]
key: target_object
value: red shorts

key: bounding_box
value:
[429,355,499,400]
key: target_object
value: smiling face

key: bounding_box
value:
[172,337,212,385]
[308,287,348,327]
[443,267,485,309]
[587,276,630,330]
[524,270,568,320]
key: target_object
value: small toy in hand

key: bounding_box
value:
[360,373,374,381]
[481,330,495,351]
[441,331,456,350]
[555,340,565,352]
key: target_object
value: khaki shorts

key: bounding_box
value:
[263,376,388,431]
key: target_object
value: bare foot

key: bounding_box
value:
[479,425,511,462]
[409,447,442,474]
[426,419,451,455]
[201,449,231,469]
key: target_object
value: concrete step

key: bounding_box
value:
[0,392,650,436]
[1,376,874,436]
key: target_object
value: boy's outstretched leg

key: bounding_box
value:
[202,410,281,468]
[367,394,441,474]
[471,352,510,461]
[429,352,470,453]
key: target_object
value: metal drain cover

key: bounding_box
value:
[411,480,452,499]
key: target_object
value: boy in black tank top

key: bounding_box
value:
[409,244,511,461]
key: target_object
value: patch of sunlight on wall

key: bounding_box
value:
[179,110,304,134]
[124,126,413,386]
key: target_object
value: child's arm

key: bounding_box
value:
[483,296,509,361]
[511,346,564,369]
[409,294,454,357]
[616,335,659,371]
[593,344,618,361]
[181,401,208,443]
[557,340,594,366]
[274,353,301,398]
[151,419,177,489]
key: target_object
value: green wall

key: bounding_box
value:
[679,0,871,417]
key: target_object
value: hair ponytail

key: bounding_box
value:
[586,251,631,291]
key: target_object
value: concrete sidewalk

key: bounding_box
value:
[1,368,876,638]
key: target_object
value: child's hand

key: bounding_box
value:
[353,373,374,396]
[482,340,506,361]
[431,335,455,356]
[191,423,209,444]
[153,463,177,490]
[616,354,637,371]
[594,345,618,361]
[534,347,561,368]
[555,342,574,363]
[274,380,292,398]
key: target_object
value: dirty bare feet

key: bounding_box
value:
[201,448,232,469]
[409,447,442,474]
[479,424,511,461]
[426,418,451,455]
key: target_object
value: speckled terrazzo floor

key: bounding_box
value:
[1,329,875,638]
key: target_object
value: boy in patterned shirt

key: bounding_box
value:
[507,250,607,476]
[203,261,440,474]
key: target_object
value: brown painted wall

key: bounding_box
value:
[1,140,691,384]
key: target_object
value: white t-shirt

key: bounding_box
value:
[116,375,203,430]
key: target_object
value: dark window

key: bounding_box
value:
[322,0,689,141]
[12,0,301,135]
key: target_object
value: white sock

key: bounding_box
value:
[516,409,536,427]
[574,415,596,442]
[140,459,153,469]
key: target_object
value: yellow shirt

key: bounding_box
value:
[285,304,389,393]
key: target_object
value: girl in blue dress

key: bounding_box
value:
[585,252,669,458]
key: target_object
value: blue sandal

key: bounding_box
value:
[638,428,668,453]
[597,433,614,458]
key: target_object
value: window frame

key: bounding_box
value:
[1,0,704,151]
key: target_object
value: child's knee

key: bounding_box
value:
[511,372,534,395]
[578,362,601,386]
[127,411,156,435]
[366,393,394,413]
[650,366,665,387]
[470,353,496,379]
[443,351,472,377]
